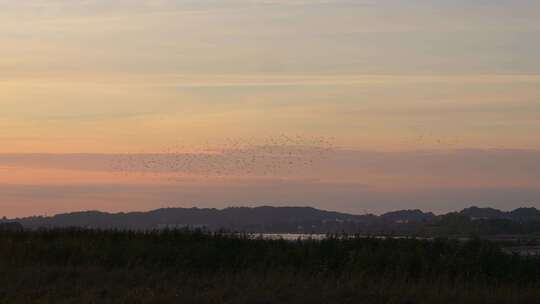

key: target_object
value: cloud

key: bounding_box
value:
[5,74,540,89]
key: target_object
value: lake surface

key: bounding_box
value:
[250,233,432,241]
[254,233,327,240]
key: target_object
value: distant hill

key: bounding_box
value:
[13,206,368,232]
[459,206,540,222]
[510,208,540,221]
[8,206,540,236]
[460,207,508,220]
[380,209,436,223]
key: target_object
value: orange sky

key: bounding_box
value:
[1,0,540,216]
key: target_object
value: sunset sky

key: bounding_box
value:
[2,0,540,217]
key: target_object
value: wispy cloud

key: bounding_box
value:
[4,74,540,88]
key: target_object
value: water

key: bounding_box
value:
[250,233,432,241]
[254,233,327,241]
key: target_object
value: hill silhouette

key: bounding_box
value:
[5,205,540,236]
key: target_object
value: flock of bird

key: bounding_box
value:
[110,135,336,179]
[109,132,482,180]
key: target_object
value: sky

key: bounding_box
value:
[1,0,540,217]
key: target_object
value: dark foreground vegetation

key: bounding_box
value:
[2,229,540,303]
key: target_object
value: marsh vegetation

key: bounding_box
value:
[1,229,540,303]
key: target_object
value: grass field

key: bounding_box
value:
[1,229,540,303]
